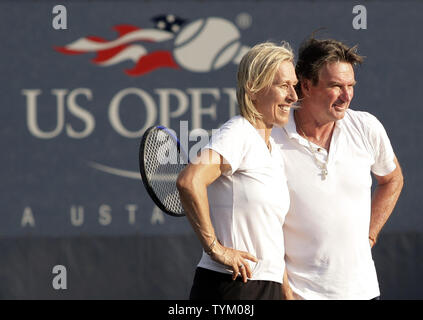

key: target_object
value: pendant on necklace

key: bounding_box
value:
[319,167,328,180]
[295,112,329,181]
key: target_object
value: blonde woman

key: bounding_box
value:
[177,42,298,300]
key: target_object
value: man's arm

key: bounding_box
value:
[281,267,294,300]
[370,156,404,247]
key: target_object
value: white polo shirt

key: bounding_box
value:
[271,109,396,299]
[197,115,290,284]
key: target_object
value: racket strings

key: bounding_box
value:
[143,129,186,215]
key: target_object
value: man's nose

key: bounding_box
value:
[341,86,353,102]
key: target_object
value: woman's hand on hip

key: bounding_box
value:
[210,242,258,283]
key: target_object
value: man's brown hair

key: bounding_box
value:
[295,37,364,97]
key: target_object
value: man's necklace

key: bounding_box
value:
[295,115,329,181]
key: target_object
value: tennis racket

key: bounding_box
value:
[139,126,188,217]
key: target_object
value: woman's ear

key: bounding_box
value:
[246,86,256,102]
[248,91,256,101]
[245,81,257,101]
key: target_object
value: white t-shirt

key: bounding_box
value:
[197,115,290,284]
[271,109,396,299]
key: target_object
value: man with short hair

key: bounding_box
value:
[272,37,404,300]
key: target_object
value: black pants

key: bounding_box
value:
[189,267,283,300]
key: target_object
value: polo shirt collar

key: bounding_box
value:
[284,109,345,144]
[284,108,301,140]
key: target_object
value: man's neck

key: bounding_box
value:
[294,109,336,150]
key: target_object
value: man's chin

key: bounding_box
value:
[332,106,348,119]
[333,103,349,111]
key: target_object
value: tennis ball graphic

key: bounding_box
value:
[173,17,242,72]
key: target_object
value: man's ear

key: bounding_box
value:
[301,79,312,97]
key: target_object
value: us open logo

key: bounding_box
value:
[19,15,252,233]
[55,15,251,76]
[49,14,250,181]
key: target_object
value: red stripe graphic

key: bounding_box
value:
[54,24,177,76]
[92,44,129,63]
[125,51,179,76]
[113,24,140,37]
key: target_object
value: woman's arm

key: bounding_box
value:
[177,149,258,282]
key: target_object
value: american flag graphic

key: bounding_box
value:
[55,15,186,76]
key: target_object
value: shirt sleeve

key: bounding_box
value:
[360,112,397,176]
[202,117,248,176]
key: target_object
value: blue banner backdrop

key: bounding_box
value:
[1,0,422,299]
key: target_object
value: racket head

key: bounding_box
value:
[139,126,188,217]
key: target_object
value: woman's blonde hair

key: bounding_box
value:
[237,41,294,125]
